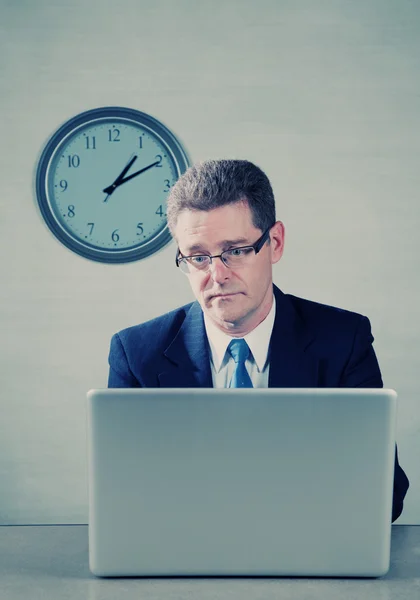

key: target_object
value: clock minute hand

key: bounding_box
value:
[103,155,138,197]
[115,160,160,186]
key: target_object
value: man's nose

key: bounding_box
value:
[208,256,230,282]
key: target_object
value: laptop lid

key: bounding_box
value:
[86,388,397,577]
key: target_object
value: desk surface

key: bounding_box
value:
[0,525,419,600]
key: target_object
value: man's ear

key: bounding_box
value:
[270,221,285,264]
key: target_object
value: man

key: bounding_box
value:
[108,159,409,521]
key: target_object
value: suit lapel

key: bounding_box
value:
[158,301,213,388]
[268,286,319,387]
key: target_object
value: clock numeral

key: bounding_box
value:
[112,229,120,242]
[67,205,75,218]
[59,180,68,191]
[108,129,120,142]
[136,223,144,235]
[139,136,143,149]
[68,155,80,168]
[164,179,171,192]
[85,136,96,150]
[155,154,163,167]
[87,222,94,235]
[156,205,164,217]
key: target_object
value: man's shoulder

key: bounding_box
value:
[115,300,196,344]
[284,292,368,332]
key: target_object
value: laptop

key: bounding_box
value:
[86,388,397,578]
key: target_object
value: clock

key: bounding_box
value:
[35,106,190,263]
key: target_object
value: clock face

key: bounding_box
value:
[35,107,190,263]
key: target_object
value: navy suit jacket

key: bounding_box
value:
[108,284,409,522]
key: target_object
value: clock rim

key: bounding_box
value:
[35,106,190,263]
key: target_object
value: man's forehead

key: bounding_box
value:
[174,203,258,251]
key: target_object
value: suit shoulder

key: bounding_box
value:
[285,293,368,330]
[114,301,195,345]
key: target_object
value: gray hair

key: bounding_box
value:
[166,159,276,238]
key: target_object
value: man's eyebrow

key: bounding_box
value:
[184,238,250,254]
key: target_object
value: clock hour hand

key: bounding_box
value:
[103,155,138,199]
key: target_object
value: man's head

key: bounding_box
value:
[167,160,285,336]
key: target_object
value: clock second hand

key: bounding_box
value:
[103,154,138,202]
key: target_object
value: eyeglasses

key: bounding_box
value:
[175,226,272,274]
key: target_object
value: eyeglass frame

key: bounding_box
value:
[175,225,273,272]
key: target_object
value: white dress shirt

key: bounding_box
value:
[203,295,276,388]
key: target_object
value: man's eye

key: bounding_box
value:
[191,256,208,264]
[228,248,245,256]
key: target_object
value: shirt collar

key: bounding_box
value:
[203,294,276,373]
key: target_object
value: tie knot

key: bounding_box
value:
[228,338,249,364]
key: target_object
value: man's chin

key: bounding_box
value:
[209,304,246,326]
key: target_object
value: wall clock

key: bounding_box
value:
[35,106,190,263]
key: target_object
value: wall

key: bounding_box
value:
[1,0,418,524]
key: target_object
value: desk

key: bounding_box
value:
[0,525,419,599]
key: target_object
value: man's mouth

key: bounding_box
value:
[211,292,239,299]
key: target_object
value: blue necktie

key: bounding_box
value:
[228,339,254,388]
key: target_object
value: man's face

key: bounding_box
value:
[174,200,285,335]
